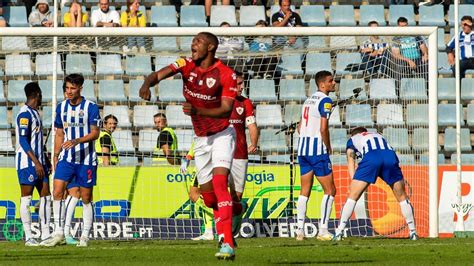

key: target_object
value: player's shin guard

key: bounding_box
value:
[39,195,52,240]
[319,195,334,234]
[81,202,93,239]
[212,174,234,248]
[297,195,308,231]
[64,195,79,237]
[400,199,416,234]
[20,196,33,240]
[53,199,65,235]
[336,198,356,235]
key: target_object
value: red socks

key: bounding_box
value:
[212,174,234,248]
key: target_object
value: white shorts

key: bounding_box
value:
[229,159,248,193]
[194,126,236,185]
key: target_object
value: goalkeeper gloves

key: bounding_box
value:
[180,158,190,174]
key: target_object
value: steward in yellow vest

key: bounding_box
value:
[95,114,119,166]
[153,113,180,165]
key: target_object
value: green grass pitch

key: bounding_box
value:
[1,238,473,265]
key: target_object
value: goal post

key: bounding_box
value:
[0,26,439,239]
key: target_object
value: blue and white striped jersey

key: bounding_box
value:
[15,105,45,170]
[298,91,333,156]
[447,31,474,60]
[54,97,101,166]
[346,132,394,159]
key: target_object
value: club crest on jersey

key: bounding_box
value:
[28,174,34,182]
[206,78,216,88]
[79,110,84,117]
[236,107,244,115]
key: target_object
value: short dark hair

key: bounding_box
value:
[104,114,118,123]
[279,0,290,6]
[256,20,268,26]
[64,73,85,89]
[220,21,230,27]
[461,15,473,23]
[368,20,379,26]
[315,70,333,87]
[350,127,368,136]
[198,32,219,53]
[397,17,408,25]
[154,113,166,119]
[24,82,41,99]
[234,70,243,78]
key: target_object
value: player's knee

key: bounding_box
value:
[52,189,64,200]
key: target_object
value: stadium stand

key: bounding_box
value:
[369,78,397,100]
[359,5,385,26]
[36,54,63,76]
[133,105,159,128]
[329,5,356,26]
[418,5,445,27]
[126,55,152,76]
[98,80,126,102]
[138,129,159,153]
[150,6,177,27]
[103,105,131,128]
[112,130,136,153]
[180,6,207,27]
[165,105,193,128]
[438,78,456,101]
[249,79,277,102]
[306,53,332,75]
[210,5,237,27]
[256,104,284,127]
[153,37,179,52]
[400,78,427,101]
[444,128,471,152]
[239,5,266,26]
[299,5,326,26]
[279,79,306,102]
[388,4,415,26]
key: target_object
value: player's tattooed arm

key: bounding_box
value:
[347,148,357,179]
[140,67,175,101]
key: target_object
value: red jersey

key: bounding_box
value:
[229,96,255,159]
[169,58,237,137]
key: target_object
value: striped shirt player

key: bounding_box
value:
[297,91,333,175]
[446,15,474,78]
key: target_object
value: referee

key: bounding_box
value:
[447,15,474,79]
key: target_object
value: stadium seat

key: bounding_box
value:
[335,53,363,75]
[345,104,373,127]
[412,127,430,151]
[278,54,304,76]
[249,79,277,102]
[12,106,21,127]
[153,37,179,52]
[451,153,474,165]
[133,105,159,128]
[300,5,326,26]
[158,79,185,102]
[36,54,63,76]
[340,79,368,100]
[8,80,31,103]
[256,104,283,127]
[438,28,446,51]
[400,78,427,101]
[359,5,386,26]
[283,104,301,126]
[118,156,138,166]
[265,154,291,164]
[406,104,428,126]
[38,80,63,102]
[239,6,266,26]
[383,127,410,151]
[307,36,328,49]
[65,54,94,76]
[166,105,192,128]
[82,80,96,102]
[389,5,415,26]
[126,55,152,76]
[42,106,52,128]
[279,79,306,102]
[306,53,332,75]
[461,78,474,101]
[2,37,29,51]
[376,104,404,126]
[444,128,471,152]
[420,154,445,165]
[150,6,177,27]
[398,154,415,165]
[179,37,193,52]
[0,82,5,104]
[103,105,131,127]
[3,6,29,27]
[418,5,445,26]
[329,5,356,26]
[329,106,342,126]
[448,4,474,26]
[0,107,9,129]
[96,54,123,75]
[180,6,208,27]
[5,55,33,76]
[0,156,15,167]
[155,56,179,71]
[369,78,397,100]
[129,80,156,102]
[175,129,194,152]
[330,128,347,152]
[0,130,14,152]
[112,130,135,153]
[438,52,452,75]
[330,154,348,165]
[467,104,474,126]
[438,104,464,126]
[330,36,357,50]
[210,5,237,26]
[138,129,159,153]
[259,129,288,153]
[98,80,126,102]
[438,78,455,100]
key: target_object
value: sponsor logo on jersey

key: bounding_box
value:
[324,103,332,112]
[236,107,244,115]
[206,77,216,88]
[184,88,217,101]
[19,118,29,128]
[172,58,187,69]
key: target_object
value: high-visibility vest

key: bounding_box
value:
[153,127,178,163]
[95,131,119,165]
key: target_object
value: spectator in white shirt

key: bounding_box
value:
[91,0,120,27]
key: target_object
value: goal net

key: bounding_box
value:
[0,27,438,241]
